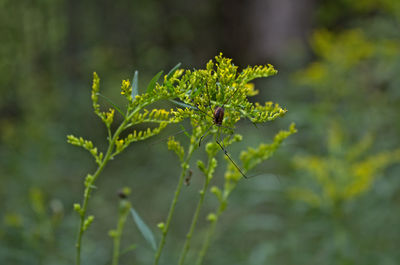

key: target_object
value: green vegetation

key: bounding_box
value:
[68,55,294,264]
[1,1,400,264]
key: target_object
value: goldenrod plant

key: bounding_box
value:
[68,67,185,265]
[294,28,400,133]
[194,124,296,265]
[284,122,400,263]
[68,54,295,265]
[109,188,133,265]
[289,122,400,209]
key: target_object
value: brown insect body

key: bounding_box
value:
[213,106,224,126]
[198,91,248,179]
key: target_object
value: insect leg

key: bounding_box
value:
[199,124,214,147]
[215,126,248,179]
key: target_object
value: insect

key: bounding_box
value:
[209,105,247,178]
[184,169,193,186]
[188,85,249,179]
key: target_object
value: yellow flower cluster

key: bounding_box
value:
[120,79,131,97]
[67,135,103,165]
[167,136,185,162]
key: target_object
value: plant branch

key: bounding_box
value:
[178,155,214,265]
[153,142,196,265]
[75,104,148,265]
[111,200,131,265]
[75,119,128,265]
[195,203,224,265]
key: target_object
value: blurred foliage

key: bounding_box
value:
[290,122,400,208]
[1,0,400,264]
[296,28,400,115]
[264,1,400,265]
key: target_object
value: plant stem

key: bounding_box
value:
[75,120,128,265]
[178,160,212,265]
[112,201,131,265]
[75,103,150,265]
[195,203,224,265]
[153,143,195,265]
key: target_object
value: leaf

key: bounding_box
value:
[191,85,204,98]
[131,71,139,98]
[169,99,198,110]
[97,93,126,119]
[146,70,163,93]
[120,244,137,256]
[149,128,188,146]
[166,63,181,80]
[179,124,190,138]
[130,207,157,251]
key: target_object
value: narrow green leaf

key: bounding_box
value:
[146,70,163,93]
[131,71,139,98]
[166,63,181,80]
[130,207,157,251]
[191,85,204,98]
[97,93,126,119]
[169,99,198,110]
[120,244,137,255]
[149,128,188,146]
[179,124,190,138]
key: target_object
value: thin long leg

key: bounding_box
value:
[215,127,248,179]
[194,105,214,120]
[149,128,188,146]
[217,125,234,150]
[222,85,241,106]
[218,124,235,132]
[205,85,215,114]
[215,140,247,179]
[199,124,214,147]
[171,98,214,120]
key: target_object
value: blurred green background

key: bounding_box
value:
[1,0,400,264]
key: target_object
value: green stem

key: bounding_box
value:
[107,125,112,144]
[75,103,146,265]
[112,201,131,265]
[153,143,196,265]
[195,203,224,265]
[75,102,152,265]
[178,160,213,265]
[75,121,127,265]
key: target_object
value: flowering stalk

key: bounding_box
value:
[196,124,297,265]
[68,54,295,265]
[160,54,294,264]
[153,139,196,265]
[178,141,219,265]
[68,72,185,265]
[73,120,126,265]
[109,188,132,265]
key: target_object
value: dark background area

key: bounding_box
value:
[1,0,400,264]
